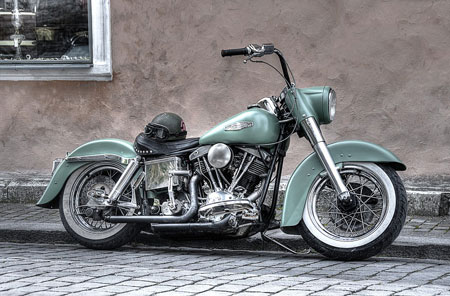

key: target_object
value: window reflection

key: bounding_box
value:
[0,0,90,63]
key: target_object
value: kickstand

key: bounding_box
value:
[260,231,310,255]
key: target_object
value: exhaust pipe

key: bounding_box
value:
[151,214,232,233]
[106,174,202,224]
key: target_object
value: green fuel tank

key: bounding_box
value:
[199,108,280,145]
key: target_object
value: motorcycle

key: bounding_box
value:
[37,44,407,260]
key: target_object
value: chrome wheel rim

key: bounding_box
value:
[70,163,135,234]
[303,163,396,249]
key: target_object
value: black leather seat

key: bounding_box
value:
[134,133,199,156]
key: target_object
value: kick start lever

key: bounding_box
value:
[261,231,310,255]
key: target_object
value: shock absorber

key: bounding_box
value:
[107,157,141,203]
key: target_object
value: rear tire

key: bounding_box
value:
[298,163,407,260]
[59,162,141,250]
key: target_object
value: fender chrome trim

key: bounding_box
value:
[66,154,132,164]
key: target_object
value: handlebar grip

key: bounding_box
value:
[221,47,249,57]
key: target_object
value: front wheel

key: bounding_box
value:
[59,161,141,249]
[298,163,407,260]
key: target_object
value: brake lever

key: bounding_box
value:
[243,54,256,64]
[243,43,275,64]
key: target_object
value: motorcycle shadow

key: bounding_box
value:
[135,225,310,254]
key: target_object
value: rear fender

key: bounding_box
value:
[36,138,137,208]
[280,140,405,233]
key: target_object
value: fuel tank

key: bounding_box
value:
[199,108,280,145]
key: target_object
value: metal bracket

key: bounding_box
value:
[167,170,191,209]
[167,172,175,209]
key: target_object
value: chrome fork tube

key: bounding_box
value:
[108,157,141,203]
[300,117,351,201]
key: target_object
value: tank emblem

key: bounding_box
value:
[224,121,254,131]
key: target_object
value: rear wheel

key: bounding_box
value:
[298,162,407,260]
[59,162,141,249]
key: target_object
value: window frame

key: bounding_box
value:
[0,0,112,81]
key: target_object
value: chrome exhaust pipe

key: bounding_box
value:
[106,174,202,224]
[151,215,232,233]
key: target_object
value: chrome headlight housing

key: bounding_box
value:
[257,97,278,116]
[328,88,336,122]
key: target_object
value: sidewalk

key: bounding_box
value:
[0,203,449,261]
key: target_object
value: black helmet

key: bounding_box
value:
[144,112,187,141]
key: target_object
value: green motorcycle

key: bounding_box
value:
[37,44,407,260]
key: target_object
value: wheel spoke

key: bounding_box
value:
[332,212,352,226]
[356,192,382,200]
[355,195,381,219]
[360,206,365,230]
[345,213,356,233]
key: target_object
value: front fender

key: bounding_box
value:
[36,138,137,208]
[281,140,405,230]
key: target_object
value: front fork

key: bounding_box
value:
[300,117,352,204]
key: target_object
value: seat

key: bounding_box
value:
[134,132,199,156]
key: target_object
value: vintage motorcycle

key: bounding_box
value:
[37,44,407,260]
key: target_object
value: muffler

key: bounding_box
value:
[151,214,232,234]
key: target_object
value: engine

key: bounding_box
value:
[141,143,271,234]
[191,144,271,222]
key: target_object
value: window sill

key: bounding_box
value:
[0,64,92,70]
[0,64,112,81]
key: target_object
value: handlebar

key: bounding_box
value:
[221,48,250,57]
[221,43,275,58]
[220,43,292,87]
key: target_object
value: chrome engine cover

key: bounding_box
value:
[207,143,232,168]
[198,190,258,221]
[205,190,235,204]
[193,146,268,223]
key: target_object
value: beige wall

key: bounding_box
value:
[0,0,449,178]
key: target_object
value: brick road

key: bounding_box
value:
[0,242,449,296]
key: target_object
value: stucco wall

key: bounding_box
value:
[0,0,449,178]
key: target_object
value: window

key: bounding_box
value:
[0,0,111,81]
[0,0,91,64]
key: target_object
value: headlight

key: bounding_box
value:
[328,89,336,122]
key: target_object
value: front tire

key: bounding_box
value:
[298,163,407,260]
[59,162,141,249]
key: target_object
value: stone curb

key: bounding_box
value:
[1,226,449,261]
[0,174,449,216]
[0,177,49,204]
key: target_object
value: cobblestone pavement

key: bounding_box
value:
[0,242,450,296]
[403,216,450,236]
[0,204,61,224]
